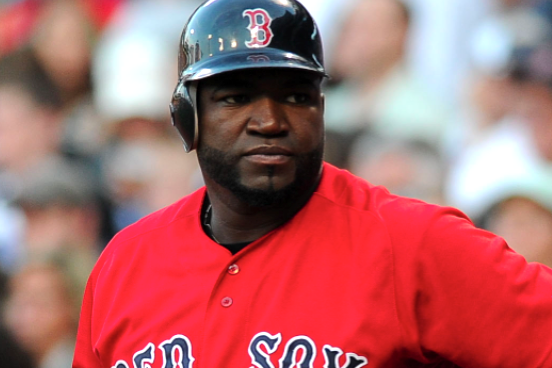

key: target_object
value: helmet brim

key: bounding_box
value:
[182,48,327,81]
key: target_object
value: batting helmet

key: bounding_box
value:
[170,0,327,152]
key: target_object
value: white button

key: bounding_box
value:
[228,264,240,275]
[221,297,233,308]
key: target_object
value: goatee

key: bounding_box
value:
[197,142,324,208]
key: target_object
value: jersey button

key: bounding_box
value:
[221,297,233,308]
[228,264,240,275]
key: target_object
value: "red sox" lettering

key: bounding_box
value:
[249,332,369,368]
[111,332,369,368]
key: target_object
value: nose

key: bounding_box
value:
[246,97,288,137]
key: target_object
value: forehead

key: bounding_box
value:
[199,68,323,90]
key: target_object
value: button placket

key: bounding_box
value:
[219,264,240,308]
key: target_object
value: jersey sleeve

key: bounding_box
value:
[391,205,552,367]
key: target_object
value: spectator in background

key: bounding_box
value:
[348,134,446,205]
[91,0,203,141]
[0,325,35,368]
[140,140,202,212]
[296,0,356,67]
[324,0,451,154]
[0,78,61,181]
[13,157,104,260]
[101,0,201,44]
[30,0,104,160]
[92,13,201,230]
[443,0,552,159]
[0,0,42,57]
[3,252,89,368]
[31,1,94,108]
[0,0,106,161]
[0,260,35,368]
[478,171,552,267]
[0,76,62,271]
[405,0,496,106]
[445,16,552,219]
[92,28,177,142]
[0,0,122,57]
[517,50,552,161]
[103,139,201,231]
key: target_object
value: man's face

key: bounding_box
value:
[196,68,325,207]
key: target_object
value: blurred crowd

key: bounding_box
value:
[1,0,552,366]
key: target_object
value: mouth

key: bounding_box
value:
[243,146,293,165]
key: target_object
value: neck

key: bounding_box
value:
[204,174,321,244]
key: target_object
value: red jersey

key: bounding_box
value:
[73,163,552,368]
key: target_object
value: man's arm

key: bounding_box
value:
[392,207,552,367]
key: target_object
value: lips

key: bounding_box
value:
[243,145,293,165]
[244,146,292,156]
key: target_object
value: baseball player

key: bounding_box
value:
[73,0,552,367]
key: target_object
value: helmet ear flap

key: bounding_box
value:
[170,81,198,152]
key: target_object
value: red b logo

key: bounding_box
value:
[243,8,274,48]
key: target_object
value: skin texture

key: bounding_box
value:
[196,68,325,244]
[332,0,409,82]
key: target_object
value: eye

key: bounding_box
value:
[222,94,250,104]
[285,93,311,104]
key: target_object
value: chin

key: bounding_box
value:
[198,143,324,208]
[233,180,301,208]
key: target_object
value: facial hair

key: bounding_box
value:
[197,142,324,208]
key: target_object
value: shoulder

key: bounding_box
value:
[97,187,206,263]
[317,163,449,215]
[316,162,474,238]
[85,187,208,296]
